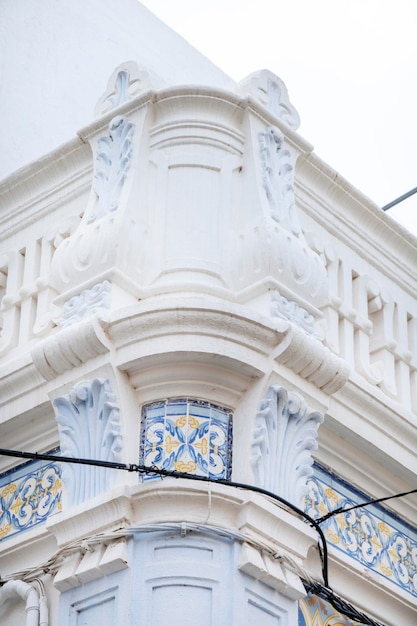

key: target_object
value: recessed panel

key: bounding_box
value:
[151,584,212,626]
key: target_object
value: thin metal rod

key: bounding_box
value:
[381,186,417,211]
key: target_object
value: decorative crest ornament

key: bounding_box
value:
[54,379,123,507]
[87,115,135,223]
[239,69,300,130]
[95,60,165,117]
[103,69,136,111]
[251,385,323,506]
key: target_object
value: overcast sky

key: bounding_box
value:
[141,0,417,236]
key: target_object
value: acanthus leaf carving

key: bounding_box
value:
[53,378,123,507]
[259,126,301,237]
[251,385,323,506]
[88,116,135,223]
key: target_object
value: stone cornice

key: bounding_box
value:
[45,479,417,620]
[76,84,313,152]
[319,375,417,522]
[108,297,350,396]
[0,83,312,243]
[46,483,296,542]
[0,139,92,241]
[0,354,46,416]
[324,547,417,626]
[296,155,417,300]
[46,479,317,599]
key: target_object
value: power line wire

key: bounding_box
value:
[316,487,417,524]
[0,447,329,587]
[304,582,385,626]
[0,448,396,626]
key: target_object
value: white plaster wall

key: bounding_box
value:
[58,532,299,626]
[0,0,235,181]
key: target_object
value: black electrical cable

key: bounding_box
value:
[316,486,417,524]
[304,582,385,626]
[0,446,329,587]
[0,447,395,626]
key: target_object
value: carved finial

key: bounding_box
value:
[239,69,300,130]
[251,385,323,506]
[95,60,165,117]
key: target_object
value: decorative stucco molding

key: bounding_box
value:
[271,291,318,337]
[87,116,135,223]
[251,385,323,506]
[239,542,306,599]
[259,126,301,237]
[94,60,164,117]
[31,316,111,381]
[239,69,301,130]
[54,379,123,507]
[274,323,350,395]
[53,538,129,591]
[60,280,111,327]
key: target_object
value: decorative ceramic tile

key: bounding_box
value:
[304,465,417,598]
[0,455,62,540]
[140,398,233,480]
[299,594,360,625]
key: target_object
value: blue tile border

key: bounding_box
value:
[304,464,417,597]
[0,452,62,541]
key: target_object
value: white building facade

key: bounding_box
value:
[1,3,417,625]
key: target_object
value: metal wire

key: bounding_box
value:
[316,486,417,524]
[305,582,385,626]
[0,447,329,587]
[381,186,417,211]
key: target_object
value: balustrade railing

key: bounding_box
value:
[322,248,417,414]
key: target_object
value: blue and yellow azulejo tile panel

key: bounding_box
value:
[304,465,417,598]
[0,457,62,541]
[140,398,233,480]
[299,594,360,625]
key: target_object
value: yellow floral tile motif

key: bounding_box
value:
[0,457,62,541]
[304,466,417,598]
[299,594,361,625]
[140,398,233,481]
